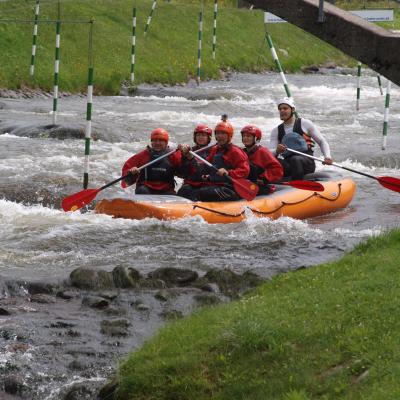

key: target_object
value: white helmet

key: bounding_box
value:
[277,97,295,109]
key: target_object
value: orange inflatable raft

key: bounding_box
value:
[94,173,356,224]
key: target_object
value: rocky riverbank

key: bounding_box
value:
[0,266,264,399]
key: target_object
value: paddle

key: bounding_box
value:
[286,147,400,193]
[189,151,259,201]
[62,143,217,212]
[274,180,325,192]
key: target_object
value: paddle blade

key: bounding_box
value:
[377,176,400,193]
[62,188,100,212]
[283,180,325,192]
[232,178,259,201]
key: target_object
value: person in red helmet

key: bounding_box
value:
[177,124,214,199]
[121,128,182,195]
[179,121,250,201]
[241,124,283,195]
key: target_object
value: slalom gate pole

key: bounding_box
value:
[212,0,217,60]
[83,21,94,189]
[130,6,136,83]
[30,0,40,76]
[356,61,361,111]
[52,20,61,125]
[264,23,298,117]
[382,80,391,151]
[377,74,383,95]
[196,6,203,85]
[144,0,156,36]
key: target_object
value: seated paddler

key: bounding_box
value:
[121,128,182,195]
[179,121,250,202]
[241,124,284,195]
[177,124,214,199]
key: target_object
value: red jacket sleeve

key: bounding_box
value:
[121,149,150,188]
[256,147,284,183]
[226,145,250,179]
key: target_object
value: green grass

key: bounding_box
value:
[0,0,354,94]
[114,228,400,399]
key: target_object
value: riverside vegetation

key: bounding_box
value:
[0,0,358,94]
[111,229,400,400]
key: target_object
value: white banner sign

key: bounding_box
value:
[264,12,286,24]
[264,9,393,24]
[349,9,393,22]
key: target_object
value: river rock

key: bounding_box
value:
[194,293,222,307]
[0,275,10,300]
[112,266,141,288]
[82,295,110,309]
[70,268,114,290]
[98,378,118,400]
[148,267,198,286]
[100,319,130,337]
[30,294,56,304]
[194,269,263,298]
[25,281,55,295]
[3,373,25,395]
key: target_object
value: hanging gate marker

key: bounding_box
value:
[196,7,203,85]
[131,6,136,83]
[377,74,383,95]
[30,0,40,76]
[52,20,61,125]
[356,61,361,111]
[382,80,391,151]
[263,13,298,117]
[144,0,156,36]
[212,0,217,60]
[83,21,94,189]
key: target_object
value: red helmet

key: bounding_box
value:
[241,125,262,142]
[151,128,169,143]
[214,121,234,141]
[193,124,212,144]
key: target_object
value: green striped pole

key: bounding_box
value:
[196,8,203,85]
[144,0,156,36]
[377,74,383,95]
[131,7,136,83]
[265,28,298,117]
[83,22,94,189]
[356,61,361,111]
[30,0,40,76]
[52,20,61,125]
[382,80,391,151]
[212,0,217,60]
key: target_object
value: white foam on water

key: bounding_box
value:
[0,132,28,139]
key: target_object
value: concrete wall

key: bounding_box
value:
[249,0,400,85]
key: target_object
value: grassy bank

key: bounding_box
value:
[114,229,400,399]
[0,0,353,94]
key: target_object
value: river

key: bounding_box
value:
[0,71,399,398]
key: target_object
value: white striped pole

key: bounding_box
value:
[377,74,383,95]
[382,80,391,151]
[212,0,217,60]
[30,0,40,76]
[52,20,61,125]
[131,6,136,83]
[265,28,298,117]
[144,0,156,36]
[83,22,94,189]
[356,61,361,111]
[196,8,203,85]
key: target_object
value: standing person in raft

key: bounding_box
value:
[121,128,182,194]
[270,98,333,180]
[179,121,250,201]
[177,124,214,199]
[241,125,283,195]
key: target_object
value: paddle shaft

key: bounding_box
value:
[286,147,380,181]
